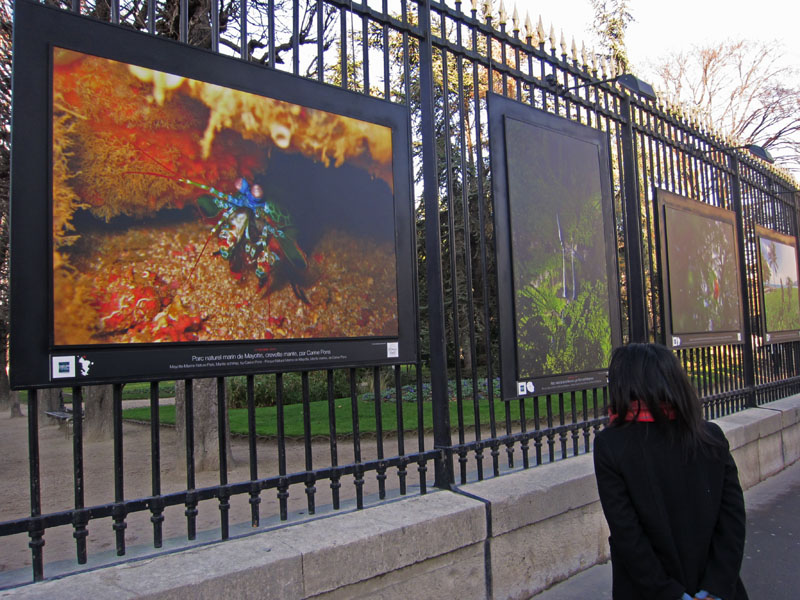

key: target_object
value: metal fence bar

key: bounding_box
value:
[394,366,407,495]
[150,381,164,548]
[246,375,260,527]
[71,385,87,564]
[27,390,44,582]
[301,371,316,514]
[217,377,230,540]
[373,368,386,500]
[326,370,341,509]
[349,368,364,509]
[276,373,289,520]
[112,383,126,556]
[184,379,198,540]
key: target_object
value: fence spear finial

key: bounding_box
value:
[471,0,479,13]
[560,30,567,56]
[525,12,534,43]
[549,25,556,53]
[537,16,545,45]
[483,0,492,21]
[512,6,519,33]
[498,0,507,25]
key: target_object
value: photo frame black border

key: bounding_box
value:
[487,93,621,400]
[655,189,745,349]
[755,226,800,344]
[9,0,417,388]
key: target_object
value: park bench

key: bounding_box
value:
[45,404,76,438]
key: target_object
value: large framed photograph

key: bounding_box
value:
[488,94,622,399]
[10,1,416,388]
[756,226,800,343]
[656,190,744,349]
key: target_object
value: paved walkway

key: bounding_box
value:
[530,459,800,599]
[121,397,176,409]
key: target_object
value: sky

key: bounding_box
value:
[513,0,800,78]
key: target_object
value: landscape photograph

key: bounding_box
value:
[758,231,800,335]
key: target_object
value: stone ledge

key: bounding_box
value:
[459,454,598,537]
[281,491,486,597]
[0,492,486,600]
[489,502,609,600]
[761,394,800,429]
[307,542,486,600]
[716,396,800,488]
[0,534,303,600]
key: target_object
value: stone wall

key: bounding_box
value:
[5,395,800,600]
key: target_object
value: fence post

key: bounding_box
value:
[27,389,44,581]
[418,0,453,487]
[729,153,757,407]
[619,95,648,343]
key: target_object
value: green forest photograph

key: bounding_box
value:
[758,233,800,335]
[504,117,613,380]
[663,202,742,334]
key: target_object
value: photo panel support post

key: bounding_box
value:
[730,154,756,407]
[620,95,648,342]
[417,0,453,488]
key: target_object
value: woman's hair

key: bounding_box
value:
[607,342,721,452]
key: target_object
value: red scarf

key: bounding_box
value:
[609,400,677,423]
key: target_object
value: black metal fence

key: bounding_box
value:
[2,0,799,587]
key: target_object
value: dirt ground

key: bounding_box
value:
[0,404,439,581]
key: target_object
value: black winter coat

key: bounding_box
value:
[594,421,748,600]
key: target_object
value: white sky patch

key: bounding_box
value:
[511,0,800,77]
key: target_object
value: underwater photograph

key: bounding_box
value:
[504,118,613,380]
[758,233,800,334]
[51,48,399,346]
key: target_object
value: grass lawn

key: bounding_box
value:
[763,286,800,332]
[122,394,604,438]
[58,381,177,403]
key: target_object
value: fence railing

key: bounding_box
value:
[1,0,799,588]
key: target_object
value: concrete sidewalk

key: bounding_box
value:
[530,459,800,599]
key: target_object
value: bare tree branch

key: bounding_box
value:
[648,40,800,172]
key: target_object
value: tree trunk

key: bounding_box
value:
[175,378,233,472]
[0,373,22,417]
[460,331,473,377]
[84,385,114,441]
[38,388,62,426]
[0,341,10,413]
[9,390,22,418]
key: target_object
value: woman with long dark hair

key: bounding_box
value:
[594,343,748,600]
